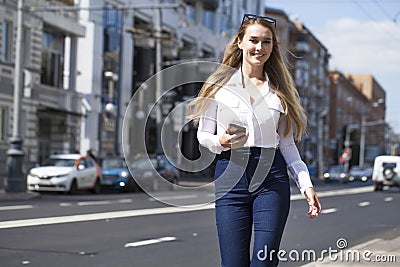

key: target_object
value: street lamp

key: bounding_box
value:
[5,0,25,192]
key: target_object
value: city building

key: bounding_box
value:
[0,0,85,186]
[346,74,386,163]
[329,72,386,167]
[74,0,262,163]
[265,6,331,178]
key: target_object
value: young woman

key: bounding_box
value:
[188,14,322,267]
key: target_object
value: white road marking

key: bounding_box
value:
[0,203,215,229]
[358,201,371,207]
[321,208,337,214]
[291,186,373,201]
[384,197,393,202]
[0,205,34,211]
[148,195,198,201]
[59,199,133,207]
[124,236,176,248]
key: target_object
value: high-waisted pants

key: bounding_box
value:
[214,147,290,267]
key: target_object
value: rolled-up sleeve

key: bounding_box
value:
[278,116,313,193]
[197,99,229,154]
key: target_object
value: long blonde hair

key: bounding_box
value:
[187,17,307,141]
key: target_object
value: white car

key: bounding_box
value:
[372,155,400,191]
[27,154,101,194]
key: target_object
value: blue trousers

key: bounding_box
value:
[214,147,290,267]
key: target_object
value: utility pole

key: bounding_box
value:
[6,0,25,192]
[359,114,366,167]
[155,1,163,156]
[318,110,327,179]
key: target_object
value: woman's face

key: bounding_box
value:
[238,23,274,67]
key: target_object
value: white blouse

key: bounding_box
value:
[197,69,313,193]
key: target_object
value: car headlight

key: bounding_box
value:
[323,173,330,178]
[340,173,346,179]
[120,171,128,178]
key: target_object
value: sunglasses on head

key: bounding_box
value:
[241,14,277,28]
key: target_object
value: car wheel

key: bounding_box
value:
[69,179,78,194]
[91,179,101,194]
[127,179,139,193]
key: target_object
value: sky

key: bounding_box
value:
[265,0,400,133]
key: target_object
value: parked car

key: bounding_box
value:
[27,154,101,194]
[130,155,180,191]
[100,157,139,192]
[348,165,370,182]
[372,155,400,191]
[323,165,349,183]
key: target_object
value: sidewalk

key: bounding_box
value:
[0,189,40,201]
[302,237,400,266]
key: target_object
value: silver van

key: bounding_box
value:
[372,155,400,191]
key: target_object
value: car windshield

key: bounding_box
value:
[383,163,397,168]
[102,159,127,169]
[43,158,76,167]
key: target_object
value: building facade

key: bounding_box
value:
[347,74,386,163]
[328,72,387,167]
[265,7,331,178]
[0,0,85,187]
[76,0,263,164]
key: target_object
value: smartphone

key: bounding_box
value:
[228,123,246,135]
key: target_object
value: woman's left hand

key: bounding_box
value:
[304,187,322,219]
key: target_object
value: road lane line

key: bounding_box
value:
[124,237,176,248]
[358,201,370,207]
[0,203,215,229]
[0,205,34,211]
[291,186,373,201]
[60,199,134,207]
[148,195,198,201]
[59,203,73,207]
[384,197,393,202]
[320,208,337,214]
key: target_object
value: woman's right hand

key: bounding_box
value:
[219,129,249,149]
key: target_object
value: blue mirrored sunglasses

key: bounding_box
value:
[241,14,277,28]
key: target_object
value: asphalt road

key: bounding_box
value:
[0,179,399,267]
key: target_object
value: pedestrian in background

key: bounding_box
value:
[188,14,322,267]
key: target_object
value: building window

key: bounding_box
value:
[184,2,196,23]
[203,9,215,31]
[23,27,31,67]
[0,107,8,141]
[1,21,13,62]
[41,30,65,87]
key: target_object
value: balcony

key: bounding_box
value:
[32,84,84,115]
[296,42,310,53]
